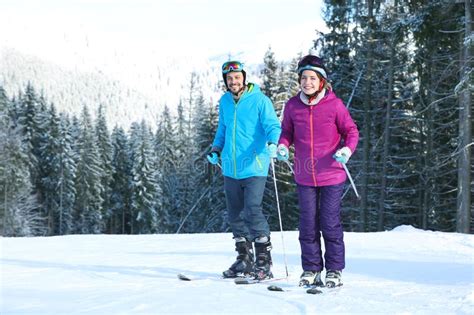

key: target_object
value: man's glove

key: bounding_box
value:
[207,151,219,165]
[267,143,277,158]
[333,146,352,164]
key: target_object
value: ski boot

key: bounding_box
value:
[325,270,343,288]
[299,270,324,287]
[253,236,273,280]
[222,238,254,278]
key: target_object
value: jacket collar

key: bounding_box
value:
[299,89,327,106]
[228,83,256,102]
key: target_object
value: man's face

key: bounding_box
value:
[226,71,244,94]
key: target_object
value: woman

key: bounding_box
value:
[277,55,359,288]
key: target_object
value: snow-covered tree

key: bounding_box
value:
[0,86,43,236]
[73,106,104,234]
[110,126,132,234]
[261,47,280,102]
[154,105,179,233]
[17,83,41,188]
[56,113,77,234]
[95,104,114,231]
[129,121,159,234]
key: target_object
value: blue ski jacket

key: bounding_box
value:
[212,83,281,179]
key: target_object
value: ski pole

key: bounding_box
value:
[342,163,360,199]
[270,157,289,279]
[284,160,294,175]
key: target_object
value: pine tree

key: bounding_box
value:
[73,106,104,234]
[261,47,280,102]
[95,104,114,232]
[177,93,226,233]
[37,103,62,235]
[56,113,77,234]
[17,83,41,189]
[34,95,52,223]
[110,126,132,234]
[35,105,77,235]
[0,86,43,236]
[154,105,178,233]
[177,74,202,232]
[129,121,159,234]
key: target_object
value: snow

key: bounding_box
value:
[1,227,473,314]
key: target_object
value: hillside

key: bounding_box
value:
[0,47,224,128]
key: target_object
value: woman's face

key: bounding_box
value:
[300,70,321,95]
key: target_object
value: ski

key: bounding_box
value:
[177,273,230,282]
[267,284,323,294]
[267,285,285,292]
[306,287,324,294]
[307,283,343,294]
[177,273,192,281]
[234,276,286,285]
[234,277,257,284]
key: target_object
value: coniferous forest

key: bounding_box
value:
[0,0,472,236]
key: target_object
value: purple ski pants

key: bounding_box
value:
[297,182,345,272]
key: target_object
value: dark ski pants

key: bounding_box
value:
[224,176,270,241]
[297,182,345,272]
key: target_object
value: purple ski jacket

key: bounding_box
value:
[278,90,359,187]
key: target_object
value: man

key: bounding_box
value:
[207,61,281,280]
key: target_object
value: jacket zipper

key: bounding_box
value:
[255,154,263,170]
[309,106,317,186]
[233,99,240,177]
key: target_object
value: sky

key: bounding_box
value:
[0,0,327,72]
[2,226,473,314]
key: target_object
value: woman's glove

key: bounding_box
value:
[276,144,289,161]
[333,146,352,164]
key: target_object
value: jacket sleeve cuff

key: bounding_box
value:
[211,146,222,155]
[278,138,291,147]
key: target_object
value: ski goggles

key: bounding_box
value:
[297,55,327,78]
[222,61,244,74]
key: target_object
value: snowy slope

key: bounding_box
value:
[1,226,473,314]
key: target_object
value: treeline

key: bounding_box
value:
[0,0,471,236]
[0,73,228,236]
[260,0,471,233]
[314,0,472,232]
